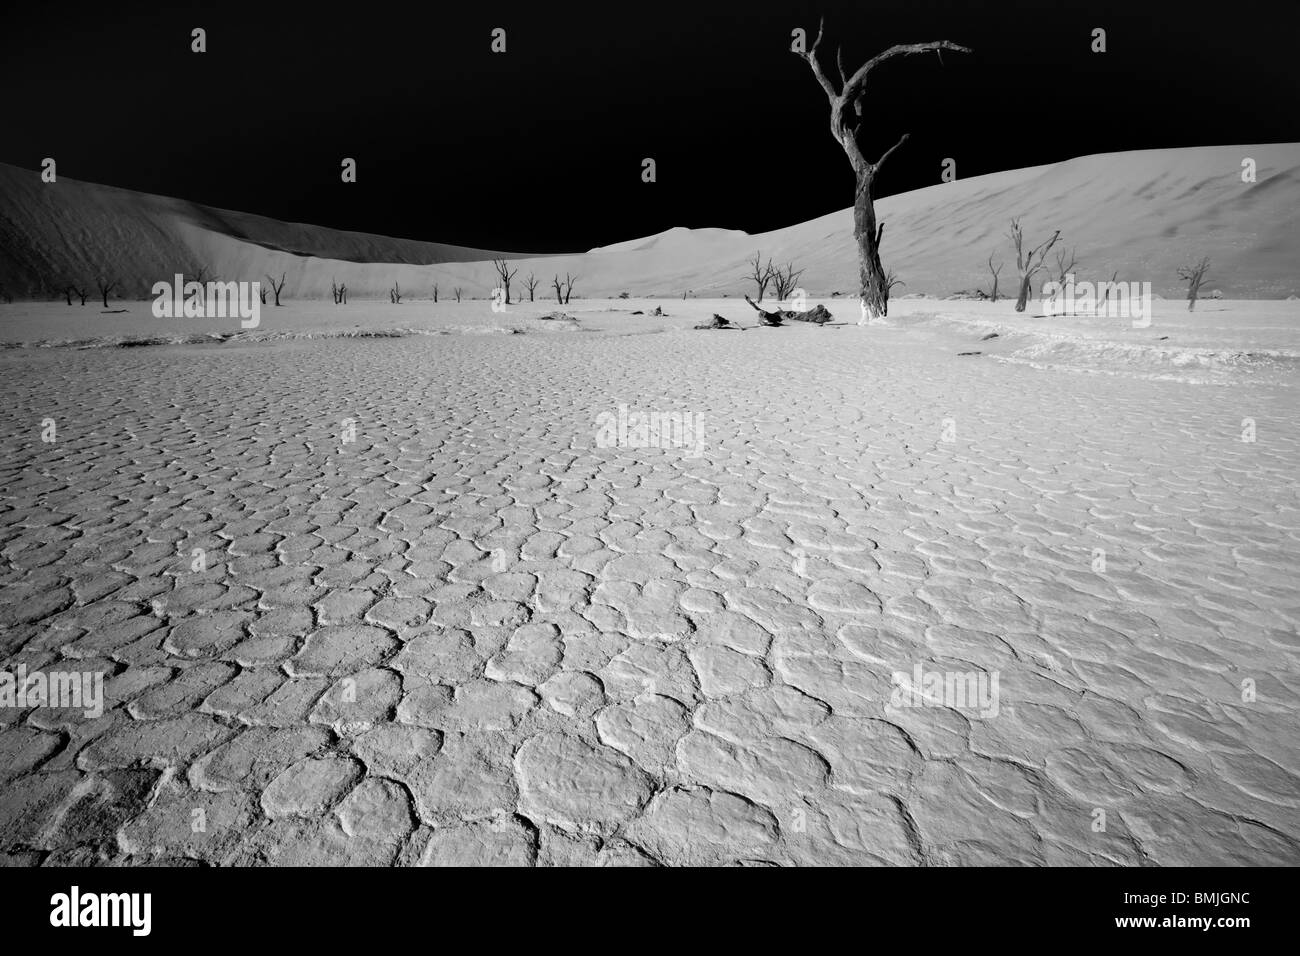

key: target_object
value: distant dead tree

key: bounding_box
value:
[432,283,438,303]
[453,287,463,303]
[745,253,776,302]
[771,262,805,301]
[552,275,564,303]
[795,17,970,320]
[492,258,518,304]
[63,286,73,306]
[562,273,577,304]
[1096,270,1119,311]
[390,282,403,304]
[96,276,119,309]
[1007,219,1061,312]
[524,273,540,302]
[265,272,286,306]
[1043,247,1078,310]
[1177,257,1212,311]
[258,286,267,305]
[886,270,906,294]
[339,283,348,305]
[330,278,341,305]
[986,253,1003,302]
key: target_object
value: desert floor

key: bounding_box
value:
[1,298,1297,865]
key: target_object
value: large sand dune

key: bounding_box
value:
[3,143,1298,303]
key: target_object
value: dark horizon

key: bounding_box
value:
[5,0,1298,253]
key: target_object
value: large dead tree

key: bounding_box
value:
[492,258,518,304]
[1177,257,1211,311]
[1007,219,1061,312]
[265,272,286,306]
[745,253,776,302]
[796,18,969,320]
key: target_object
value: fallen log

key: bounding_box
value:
[743,295,832,325]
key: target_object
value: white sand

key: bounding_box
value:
[0,296,1296,865]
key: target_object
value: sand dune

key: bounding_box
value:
[2,144,1298,304]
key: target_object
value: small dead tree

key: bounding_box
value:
[265,272,287,306]
[432,283,438,303]
[1177,257,1212,311]
[986,253,1003,302]
[552,275,564,304]
[1007,219,1061,312]
[1096,270,1119,312]
[562,273,577,304]
[770,262,805,302]
[524,273,540,302]
[453,287,463,303]
[795,17,970,319]
[339,282,348,305]
[492,258,518,304]
[63,286,73,306]
[745,253,776,302]
[96,276,119,309]
[886,271,906,295]
[259,286,267,305]
[330,278,340,305]
[390,282,402,304]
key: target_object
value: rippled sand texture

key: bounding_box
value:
[1,308,1297,866]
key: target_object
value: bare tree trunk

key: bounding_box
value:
[854,180,889,318]
[1015,275,1033,312]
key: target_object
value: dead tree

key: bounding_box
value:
[552,275,564,304]
[1007,219,1061,312]
[524,273,540,302]
[986,253,1003,302]
[432,283,438,303]
[745,253,776,302]
[340,283,348,305]
[330,278,341,305]
[96,276,119,309]
[492,258,518,304]
[63,286,73,306]
[771,262,805,301]
[562,273,577,304]
[1096,270,1119,311]
[259,286,267,305]
[796,18,970,320]
[886,271,906,295]
[265,272,287,306]
[390,282,402,304]
[1177,257,1212,311]
[453,287,463,303]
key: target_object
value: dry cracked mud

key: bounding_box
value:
[1,319,1298,866]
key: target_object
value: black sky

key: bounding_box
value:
[4,0,1298,252]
